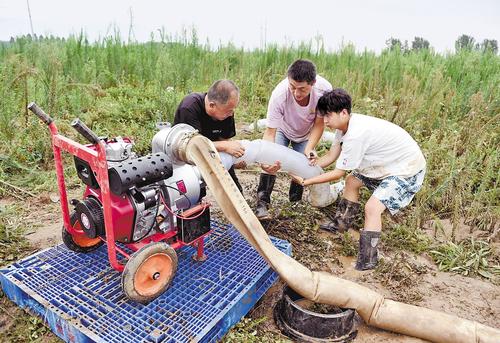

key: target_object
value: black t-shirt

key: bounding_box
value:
[173,92,236,141]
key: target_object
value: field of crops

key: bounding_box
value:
[0,33,498,341]
[1,34,498,232]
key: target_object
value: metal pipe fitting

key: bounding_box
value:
[151,124,198,164]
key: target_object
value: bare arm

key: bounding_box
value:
[304,168,345,186]
[303,116,325,156]
[289,167,346,187]
[317,143,341,168]
[300,168,346,186]
[262,127,277,142]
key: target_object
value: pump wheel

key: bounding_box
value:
[121,242,178,303]
[62,212,104,253]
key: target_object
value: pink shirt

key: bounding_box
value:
[266,75,332,142]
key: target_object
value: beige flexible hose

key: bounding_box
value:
[184,135,500,343]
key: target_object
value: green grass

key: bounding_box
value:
[338,232,357,256]
[0,32,498,343]
[1,33,499,277]
[0,296,59,343]
[430,238,500,280]
[3,33,498,236]
[0,204,33,267]
[382,224,432,254]
[222,317,290,343]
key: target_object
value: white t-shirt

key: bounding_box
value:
[266,75,332,142]
[334,113,426,179]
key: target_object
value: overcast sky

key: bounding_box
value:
[1,0,499,53]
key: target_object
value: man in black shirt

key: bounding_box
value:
[174,79,244,192]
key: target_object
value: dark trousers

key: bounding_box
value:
[228,166,243,194]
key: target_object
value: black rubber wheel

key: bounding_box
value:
[62,212,104,253]
[121,242,178,304]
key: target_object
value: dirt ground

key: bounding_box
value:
[1,168,499,342]
[226,171,499,342]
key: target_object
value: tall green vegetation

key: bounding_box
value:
[0,33,498,235]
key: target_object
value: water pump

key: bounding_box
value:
[29,102,211,303]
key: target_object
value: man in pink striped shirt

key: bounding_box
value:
[256,59,332,220]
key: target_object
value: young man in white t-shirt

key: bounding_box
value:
[291,88,426,270]
[255,59,332,220]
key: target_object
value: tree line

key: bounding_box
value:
[2,33,498,55]
[386,35,498,54]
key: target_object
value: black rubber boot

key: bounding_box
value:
[319,198,361,233]
[228,166,243,194]
[288,180,304,202]
[355,230,380,270]
[255,174,276,220]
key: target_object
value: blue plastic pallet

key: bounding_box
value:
[0,222,291,343]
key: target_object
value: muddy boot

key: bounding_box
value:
[288,180,304,202]
[319,198,361,233]
[355,230,380,270]
[255,174,276,220]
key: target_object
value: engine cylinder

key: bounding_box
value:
[108,153,173,195]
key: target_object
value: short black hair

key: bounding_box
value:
[207,79,239,104]
[317,88,352,115]
[287,59,316,84]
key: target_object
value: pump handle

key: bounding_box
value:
[28,102,53,125]
[71,119,100,145]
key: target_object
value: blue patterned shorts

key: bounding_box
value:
[352,169,425,215]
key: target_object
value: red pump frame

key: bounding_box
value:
[45,120,209,272]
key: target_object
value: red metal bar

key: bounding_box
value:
[50,130,98,236]
[98,237,131,259]
[53,135,98,161]
[113,244,130,260]
[93,141,124,272]
[169,241,183,250]
[50,123,124,271]
[196,237,205,259]
[48,123,73,234]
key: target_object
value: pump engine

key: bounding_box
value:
[29,101,211,303]
[72,135,210,246]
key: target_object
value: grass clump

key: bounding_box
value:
[430,238,500,281]
[338,232,357,257]
[0,290,60,343]
[0,204,32,267]
[223,317,290,343]
[382,224,432,254]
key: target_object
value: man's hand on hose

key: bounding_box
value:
[224,141,245,158]
[261,161,281,174]
[233,160,247,169]
[304,149,318,166]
